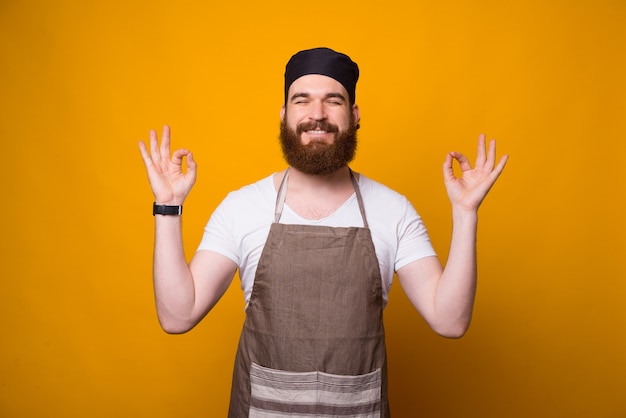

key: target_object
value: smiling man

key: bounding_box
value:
[139,47,508,417]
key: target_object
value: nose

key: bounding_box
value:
[309,100,326,121]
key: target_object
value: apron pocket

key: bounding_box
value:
[249,362,382,418]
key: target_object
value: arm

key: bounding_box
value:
[139,126,237,334]
[397,134,508,338]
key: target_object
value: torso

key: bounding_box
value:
[228,168,391,417]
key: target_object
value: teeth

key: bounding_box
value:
[307,130,327,134]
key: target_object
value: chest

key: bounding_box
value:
[285,190,356,220]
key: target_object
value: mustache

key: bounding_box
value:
[296,120,339,135]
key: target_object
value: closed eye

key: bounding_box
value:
[325,93,346,105]
[290,93,310,104]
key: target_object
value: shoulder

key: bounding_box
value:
[357,174,412,208]
[356,173,424,232]
[209,173,277,229]
[220,173,277,207]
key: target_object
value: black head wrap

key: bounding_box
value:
[284,47,359,105]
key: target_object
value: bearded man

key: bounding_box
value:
[139,47,508,417]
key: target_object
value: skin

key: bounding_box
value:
[138,74,508,337]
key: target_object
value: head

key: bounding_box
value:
[279,48,361,175]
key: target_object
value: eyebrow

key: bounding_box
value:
[289,92,347,102]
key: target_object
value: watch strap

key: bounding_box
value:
[153,202,183,216]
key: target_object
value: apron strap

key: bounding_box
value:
[349,168,369,229]
[274,167,369,228]
[274,168,290,223]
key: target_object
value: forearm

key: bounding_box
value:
[434,207,478,337]
[153,215,197,333]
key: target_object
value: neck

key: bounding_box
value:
[287,165,352,190]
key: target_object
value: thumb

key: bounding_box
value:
[185,152,198,183]
[443,152,456,183]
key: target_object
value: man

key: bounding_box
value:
[139,47,508,417]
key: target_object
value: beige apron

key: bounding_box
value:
[228,169,390,417]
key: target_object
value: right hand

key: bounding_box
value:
[138,125,197,205]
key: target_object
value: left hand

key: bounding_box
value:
[443,134,508,212]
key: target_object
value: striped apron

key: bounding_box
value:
[228,169,390,417]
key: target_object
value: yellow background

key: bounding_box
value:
[1,0,625,416]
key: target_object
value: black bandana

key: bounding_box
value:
[284,47,359,104]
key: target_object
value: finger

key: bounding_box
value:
[442,152,455,181]
[451,151,473,172]
[443,152,472,183]
[483,139,497,170]
[159,125,171,162]
[171,149,198,184]
[186,151,197,171]
[138,140,152,165]
[490,154,509,179]
[475,133,487,167]
[149,129,161,164]
[186,152,198,184]
[171,148,190,167]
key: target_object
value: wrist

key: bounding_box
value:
[154,197,184,206]
[451,205,478,223]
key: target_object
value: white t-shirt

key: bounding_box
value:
[197,173,437,307]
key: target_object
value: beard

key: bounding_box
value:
[279,116,358,176]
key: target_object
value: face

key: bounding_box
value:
[279,74,361,175]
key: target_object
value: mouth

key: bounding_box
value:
[305,129,330,135]
[297,121,339,136]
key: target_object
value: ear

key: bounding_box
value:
[280,104,286,121]
[352,104,360,125]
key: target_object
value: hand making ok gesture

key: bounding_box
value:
[138,125,197,206]
[443,134,508,212]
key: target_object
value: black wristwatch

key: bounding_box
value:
[153,202,183,216]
